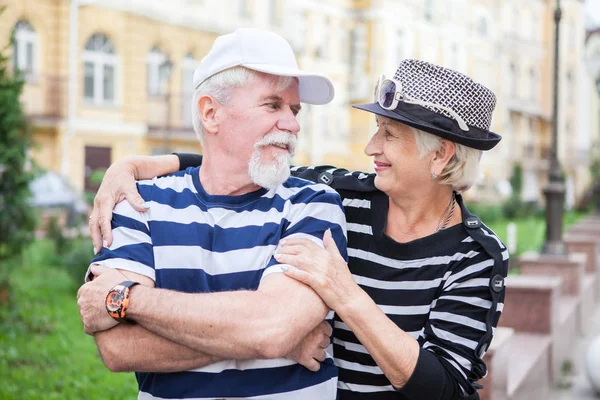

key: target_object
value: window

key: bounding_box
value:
[477,17,488,37]
[529,68,537,100]
[449,43,459,70]
[82,33,118,105]
[396,30,405,63]
[424,0,433,22]
[569,18,576,49]
[566,71,574,103]
[510,63,518,97]
[147,46,172,97]
[12,20,37,76]
[237,0,250,18]
[512,7,520,35]
[268,0,282,26]
[182,53,199,128]
[315,18,329,59]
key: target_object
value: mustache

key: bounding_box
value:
[254,131,297,155]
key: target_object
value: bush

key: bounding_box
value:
[0,26,37,262]
[61,239,93,286]
[466,202,504,223]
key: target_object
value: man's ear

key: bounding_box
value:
[199,95,221,135]
[431,139,457,175]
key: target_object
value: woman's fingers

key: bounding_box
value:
[280,238,322,250]
[276,243,312,256]
[281,265,314,287]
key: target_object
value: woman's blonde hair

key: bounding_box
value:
[411,126,482,192]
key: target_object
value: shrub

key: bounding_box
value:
[467,202,504,224]
[0,24,37,262]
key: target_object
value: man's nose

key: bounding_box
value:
[277,109,301,135]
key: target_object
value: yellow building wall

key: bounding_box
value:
[1,0,215,192]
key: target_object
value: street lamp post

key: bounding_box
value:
[541,0,567,255]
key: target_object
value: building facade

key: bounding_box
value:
[1,0,595,204]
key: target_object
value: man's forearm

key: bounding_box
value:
[126,154,180,180]
[95,322,222,373]
[127,278,327,360]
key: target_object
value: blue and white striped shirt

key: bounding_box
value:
[91,166,348,399]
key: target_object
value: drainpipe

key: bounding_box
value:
[60,0,79,178]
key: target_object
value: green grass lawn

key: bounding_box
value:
[0,241,137,400]
[484,211,586,256]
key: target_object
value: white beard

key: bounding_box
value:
[248,131,297,190]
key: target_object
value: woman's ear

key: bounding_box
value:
[431,140,456,175]
[198,95,221,135]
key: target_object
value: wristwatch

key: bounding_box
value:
[105,281,140,323]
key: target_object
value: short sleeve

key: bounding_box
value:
[260,185,348,282]
[85,196,155,282]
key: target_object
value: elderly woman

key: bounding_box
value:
[89,59,507,400]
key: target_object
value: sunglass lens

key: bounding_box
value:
[379,80,396,108]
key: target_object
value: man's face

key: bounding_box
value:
[218,74,301,189]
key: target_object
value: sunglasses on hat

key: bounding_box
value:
[374,74,470,132]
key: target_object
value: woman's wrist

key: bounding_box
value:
[122,154,180,181]
[337,285,371,318]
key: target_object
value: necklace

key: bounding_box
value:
[435,193,456,233]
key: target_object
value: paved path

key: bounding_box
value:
[551,302,600,399]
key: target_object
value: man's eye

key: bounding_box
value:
[266,103,280,110]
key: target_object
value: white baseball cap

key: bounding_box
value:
[192,28,335,105]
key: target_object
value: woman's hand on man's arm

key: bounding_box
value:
[89,154,180,251]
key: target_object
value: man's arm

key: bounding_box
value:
[96,323,221,373]
[127,272,329,359]
[92,269,223,373]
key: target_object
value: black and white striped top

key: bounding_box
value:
[290,166,508,400]
[177,155,508,400]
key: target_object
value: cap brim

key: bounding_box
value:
[243,63,335,105]
[353,102,502,151]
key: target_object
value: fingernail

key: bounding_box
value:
[141,202,151,209]
[280,264,288,271]
[280,239,287,246]
[93,247,98,256]
[103,240,108,248]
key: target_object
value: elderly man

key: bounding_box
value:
[77,28,347,400]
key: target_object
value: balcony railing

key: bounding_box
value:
[20,75,68,120]
[147,91,194,132]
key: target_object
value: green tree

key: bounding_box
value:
[0,29,37,262]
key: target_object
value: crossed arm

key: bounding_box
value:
[81,265,331,373]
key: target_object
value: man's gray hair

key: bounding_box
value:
[191,67,295,144]
[411,127,482,192]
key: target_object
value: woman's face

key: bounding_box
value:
[363,116,433,197]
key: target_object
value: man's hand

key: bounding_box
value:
[285,320,332,372]
[89,156,148,253]
[77,265,129,335]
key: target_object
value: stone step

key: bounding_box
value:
[554,295,580,380]
[507,332,552,400]
[479,327,514,400]
[500,275,561,334]
[519,252,587,297]
[580,273,598,334]
[564,235,600,276]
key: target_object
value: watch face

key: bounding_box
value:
[106,290,123,314]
